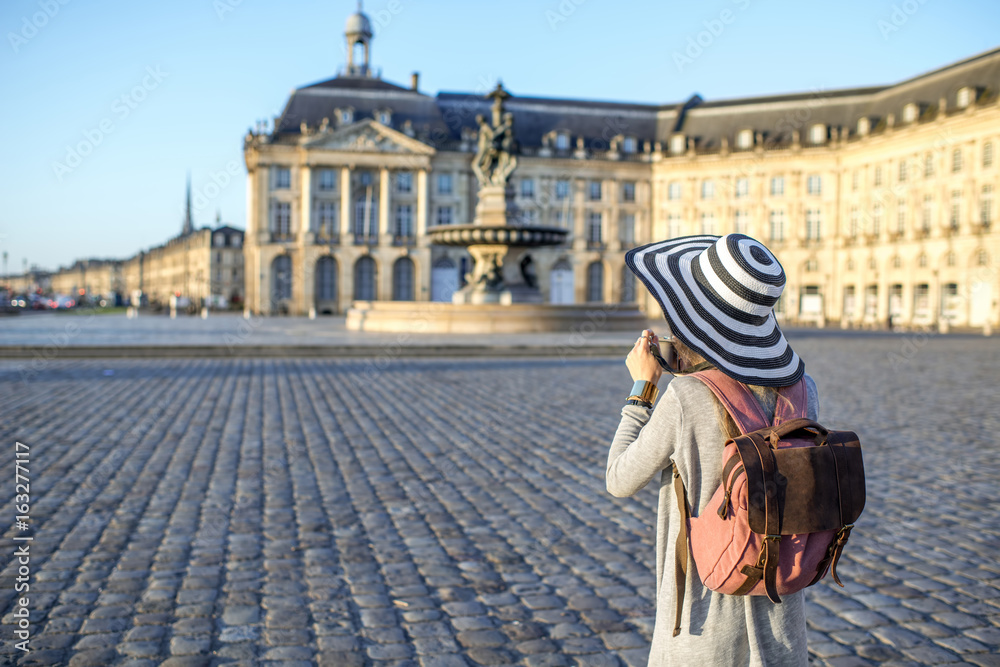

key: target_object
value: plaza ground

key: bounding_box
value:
[0,324,998,665]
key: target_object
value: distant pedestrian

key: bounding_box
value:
[606,234,818,666]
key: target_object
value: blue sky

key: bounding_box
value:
[2,0,999,274]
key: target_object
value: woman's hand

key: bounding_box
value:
[626,329,663,385]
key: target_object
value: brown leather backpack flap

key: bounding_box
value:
[738,431,865,535]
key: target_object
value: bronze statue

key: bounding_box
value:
[473,83,518,187]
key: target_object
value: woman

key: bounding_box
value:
[606,234,818,666]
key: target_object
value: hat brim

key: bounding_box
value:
[625,235,804,387]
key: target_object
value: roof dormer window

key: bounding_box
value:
[809,124,826,145]
[902,103,919,123]
[670,134,686,155]
[378,109,392,125]
[623,136,637,154]
[555,132,570,150]
[956,87,973,109]
[857,117,870,136]
[340,108,354,124]
[736,129,753,150]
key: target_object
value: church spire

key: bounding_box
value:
[182,172,193,235]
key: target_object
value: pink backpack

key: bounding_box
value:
[668,369,865,637]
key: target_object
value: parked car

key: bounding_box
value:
[49,295,76,309]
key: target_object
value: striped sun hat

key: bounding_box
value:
[624,233,804,387]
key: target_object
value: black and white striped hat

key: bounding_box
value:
[625,233,804,387]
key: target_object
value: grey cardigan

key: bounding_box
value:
[607,373,819,667]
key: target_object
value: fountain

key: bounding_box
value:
[346,83,648,333]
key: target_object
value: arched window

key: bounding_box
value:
[354,256,377,301]
[392,257,415,301]
[586,261,604,303]
[271,255,292,303]
[315,256,338,311]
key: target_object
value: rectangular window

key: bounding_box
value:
[921,195,933,233]
[950,190,962,229]
[852,170,859,191]
[620,213,635,244]
[396,171,413,193]
[700,212,716,236]
[667,214,682,238]
[896,200,906,235]
[622,181,636,202]
[952,149,963,172]
[898,160,908,182]
[553,209,573,228]
[770,176,784,196]
[555,179,571,200]
[271,166,291,190]
[588,180,602,201]
[807,175,821,196]
[982,185,994,226]
[623,136,637,153]
[437,173,453,195]
[271,201,291,235]
[316,201,338,237]
[734,210,750,235]
[874,166,883,187]
[435,205,453,226]
[556,133,570,150]
[735,177,749,198]
[587,212,602,244]
[850,207,860,238]
[520,178,535,199]
[701,180,715,200]
[769,210,785,242]
[871,204,883,236]
[984,142,994,168]
[395,204,413,238]
[925,153,934,177]
[806,209,822,241]
[318,169,337,191]
[354,198,379,237]
[668,181,682,200]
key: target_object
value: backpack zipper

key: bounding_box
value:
[718,464,745,518]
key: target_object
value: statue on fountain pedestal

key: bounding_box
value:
[472,83,518,188]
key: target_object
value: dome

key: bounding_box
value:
[345,11,372,37]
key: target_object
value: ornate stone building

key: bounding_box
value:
[121,222,244,309]
[243,7,999,329]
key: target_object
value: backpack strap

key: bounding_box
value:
[773,377,808,425]
[671,470,689,637]
[689,369,770,434]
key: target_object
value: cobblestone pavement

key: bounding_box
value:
[0,334,998,666]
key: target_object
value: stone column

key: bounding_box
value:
[340,167,352,240]
[416,168,429,236]
[380,167,391,243]
[298,166,313,315]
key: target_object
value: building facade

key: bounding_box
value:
[243,7,999,329]
[121,224,244,308]
[49,259,123,303]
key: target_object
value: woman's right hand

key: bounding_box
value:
[626,329,663,385]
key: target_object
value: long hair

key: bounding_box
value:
[671,337,785,440]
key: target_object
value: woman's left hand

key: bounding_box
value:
[626,329,663,385]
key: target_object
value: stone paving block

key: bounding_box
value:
[6,349,1000,665]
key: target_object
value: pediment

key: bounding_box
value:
[301,119,435,155]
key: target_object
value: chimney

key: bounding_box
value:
[411,72,419,91]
